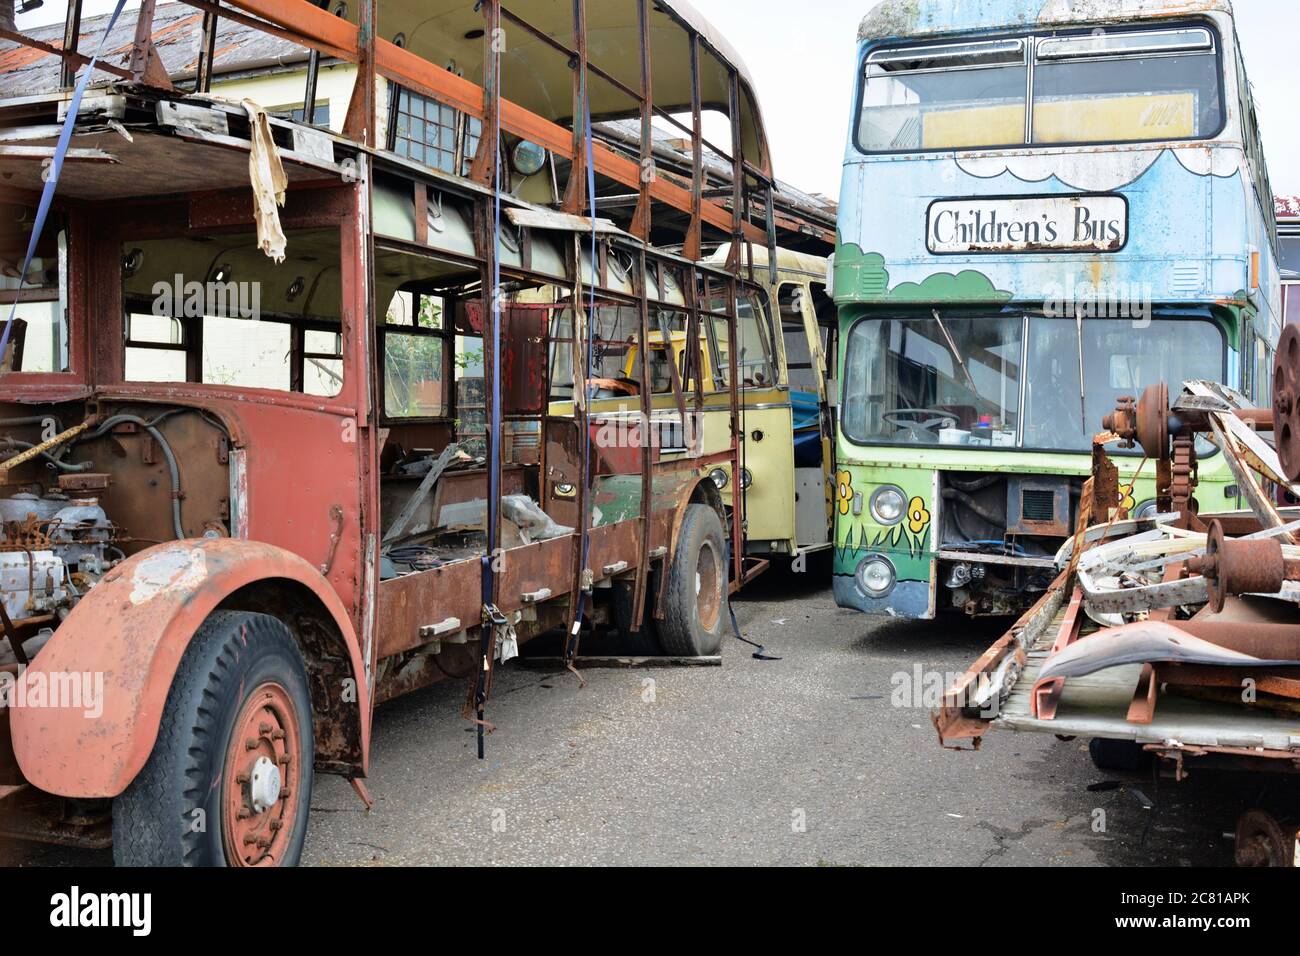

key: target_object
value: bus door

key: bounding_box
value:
[778,281,834,549]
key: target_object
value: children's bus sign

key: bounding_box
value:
[926,194,1128,254]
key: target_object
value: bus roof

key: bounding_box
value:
[859,0,1235,43]
[708,242,828,279]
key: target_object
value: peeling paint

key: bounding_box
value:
[129,547,208,605]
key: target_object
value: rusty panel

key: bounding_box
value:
[376,555,482,658]
[378,520,650,659]
[502,306,548,415]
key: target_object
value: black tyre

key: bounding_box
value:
[1088,736,1150,773]
[112,611,314,867]
[657,503,728,656]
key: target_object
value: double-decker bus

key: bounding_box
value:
[833,0,1282,619]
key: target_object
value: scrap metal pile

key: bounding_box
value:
[1030,326,1300,727]
[936,325,1300,794]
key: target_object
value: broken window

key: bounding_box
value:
[121,227,344,396]
[0,223,68,375]
[779,284,818,392]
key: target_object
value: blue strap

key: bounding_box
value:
[0,0,130,363]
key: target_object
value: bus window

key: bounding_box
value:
[1032,27,1222,144]
[858,25,1221,153]
[1,229,68,374]
[382,290,449,418]
[1021,317,1222,450]
[842,313,1022,444]
[779,284,818,391]
[858,39,1028,152]
[736,291,776,387]
[121,228,344,395]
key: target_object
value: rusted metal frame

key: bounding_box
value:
[726,273,743,582]
[127,0,175,90]
[185,0,355,62]
[194,0,220,93]
[1032,585,1085,720]
[649,104,733,165]
[563,230,592,643]
[498,5,641,107]
[212,0,763,240]
[0,28,134,82]
[726,69,746,276]
[687,270,705,428]
[561,0,591,215]
[630,0,653,241]
[468,0,502,187]
[933,570,1069,743]
[683,31,704,260]
[60,0,84,89]
[341,0,376,145]
[302,0,333,122]
[631,243,655,629]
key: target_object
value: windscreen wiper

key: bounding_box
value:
[931,309,976,393]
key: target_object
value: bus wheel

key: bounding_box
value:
[1087,737,1150,773]
[658,503,727,657]
[112,611,314,867]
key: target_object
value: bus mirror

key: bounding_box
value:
[826,378,839,407]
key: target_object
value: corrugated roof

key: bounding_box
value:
[0,2,307,98]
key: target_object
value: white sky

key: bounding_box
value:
[16,0,1300,198]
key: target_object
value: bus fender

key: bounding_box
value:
[10,538,370,799]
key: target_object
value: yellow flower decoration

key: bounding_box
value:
[907,496,930,534]
[1118,483,1136,513]
[836,471,854,515]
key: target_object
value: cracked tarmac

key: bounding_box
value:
[7,554,1299,866]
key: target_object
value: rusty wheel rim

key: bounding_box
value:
[1275,326,1300,483]
[221,681,301,867]
[695,539,721,632]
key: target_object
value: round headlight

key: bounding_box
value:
[511,140,548,176]
[856,555,896,598]
[709,467,729,489]
[555,483,576,498]
[1133,499,1159,520]
[870,485,906,525]
[739,467,753,490]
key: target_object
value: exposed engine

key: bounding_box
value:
[0,480,124,643]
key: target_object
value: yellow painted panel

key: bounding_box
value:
[921,103,1023,149]
[1033,92,1194,143]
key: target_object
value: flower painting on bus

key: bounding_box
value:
[832,0,1282,620]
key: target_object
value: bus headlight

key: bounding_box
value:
[709,467,729,489]
[856,555,896,598]
[739,467,753,490]
[869,486,906,525]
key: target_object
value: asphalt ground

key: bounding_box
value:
[6,553,1298,866]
